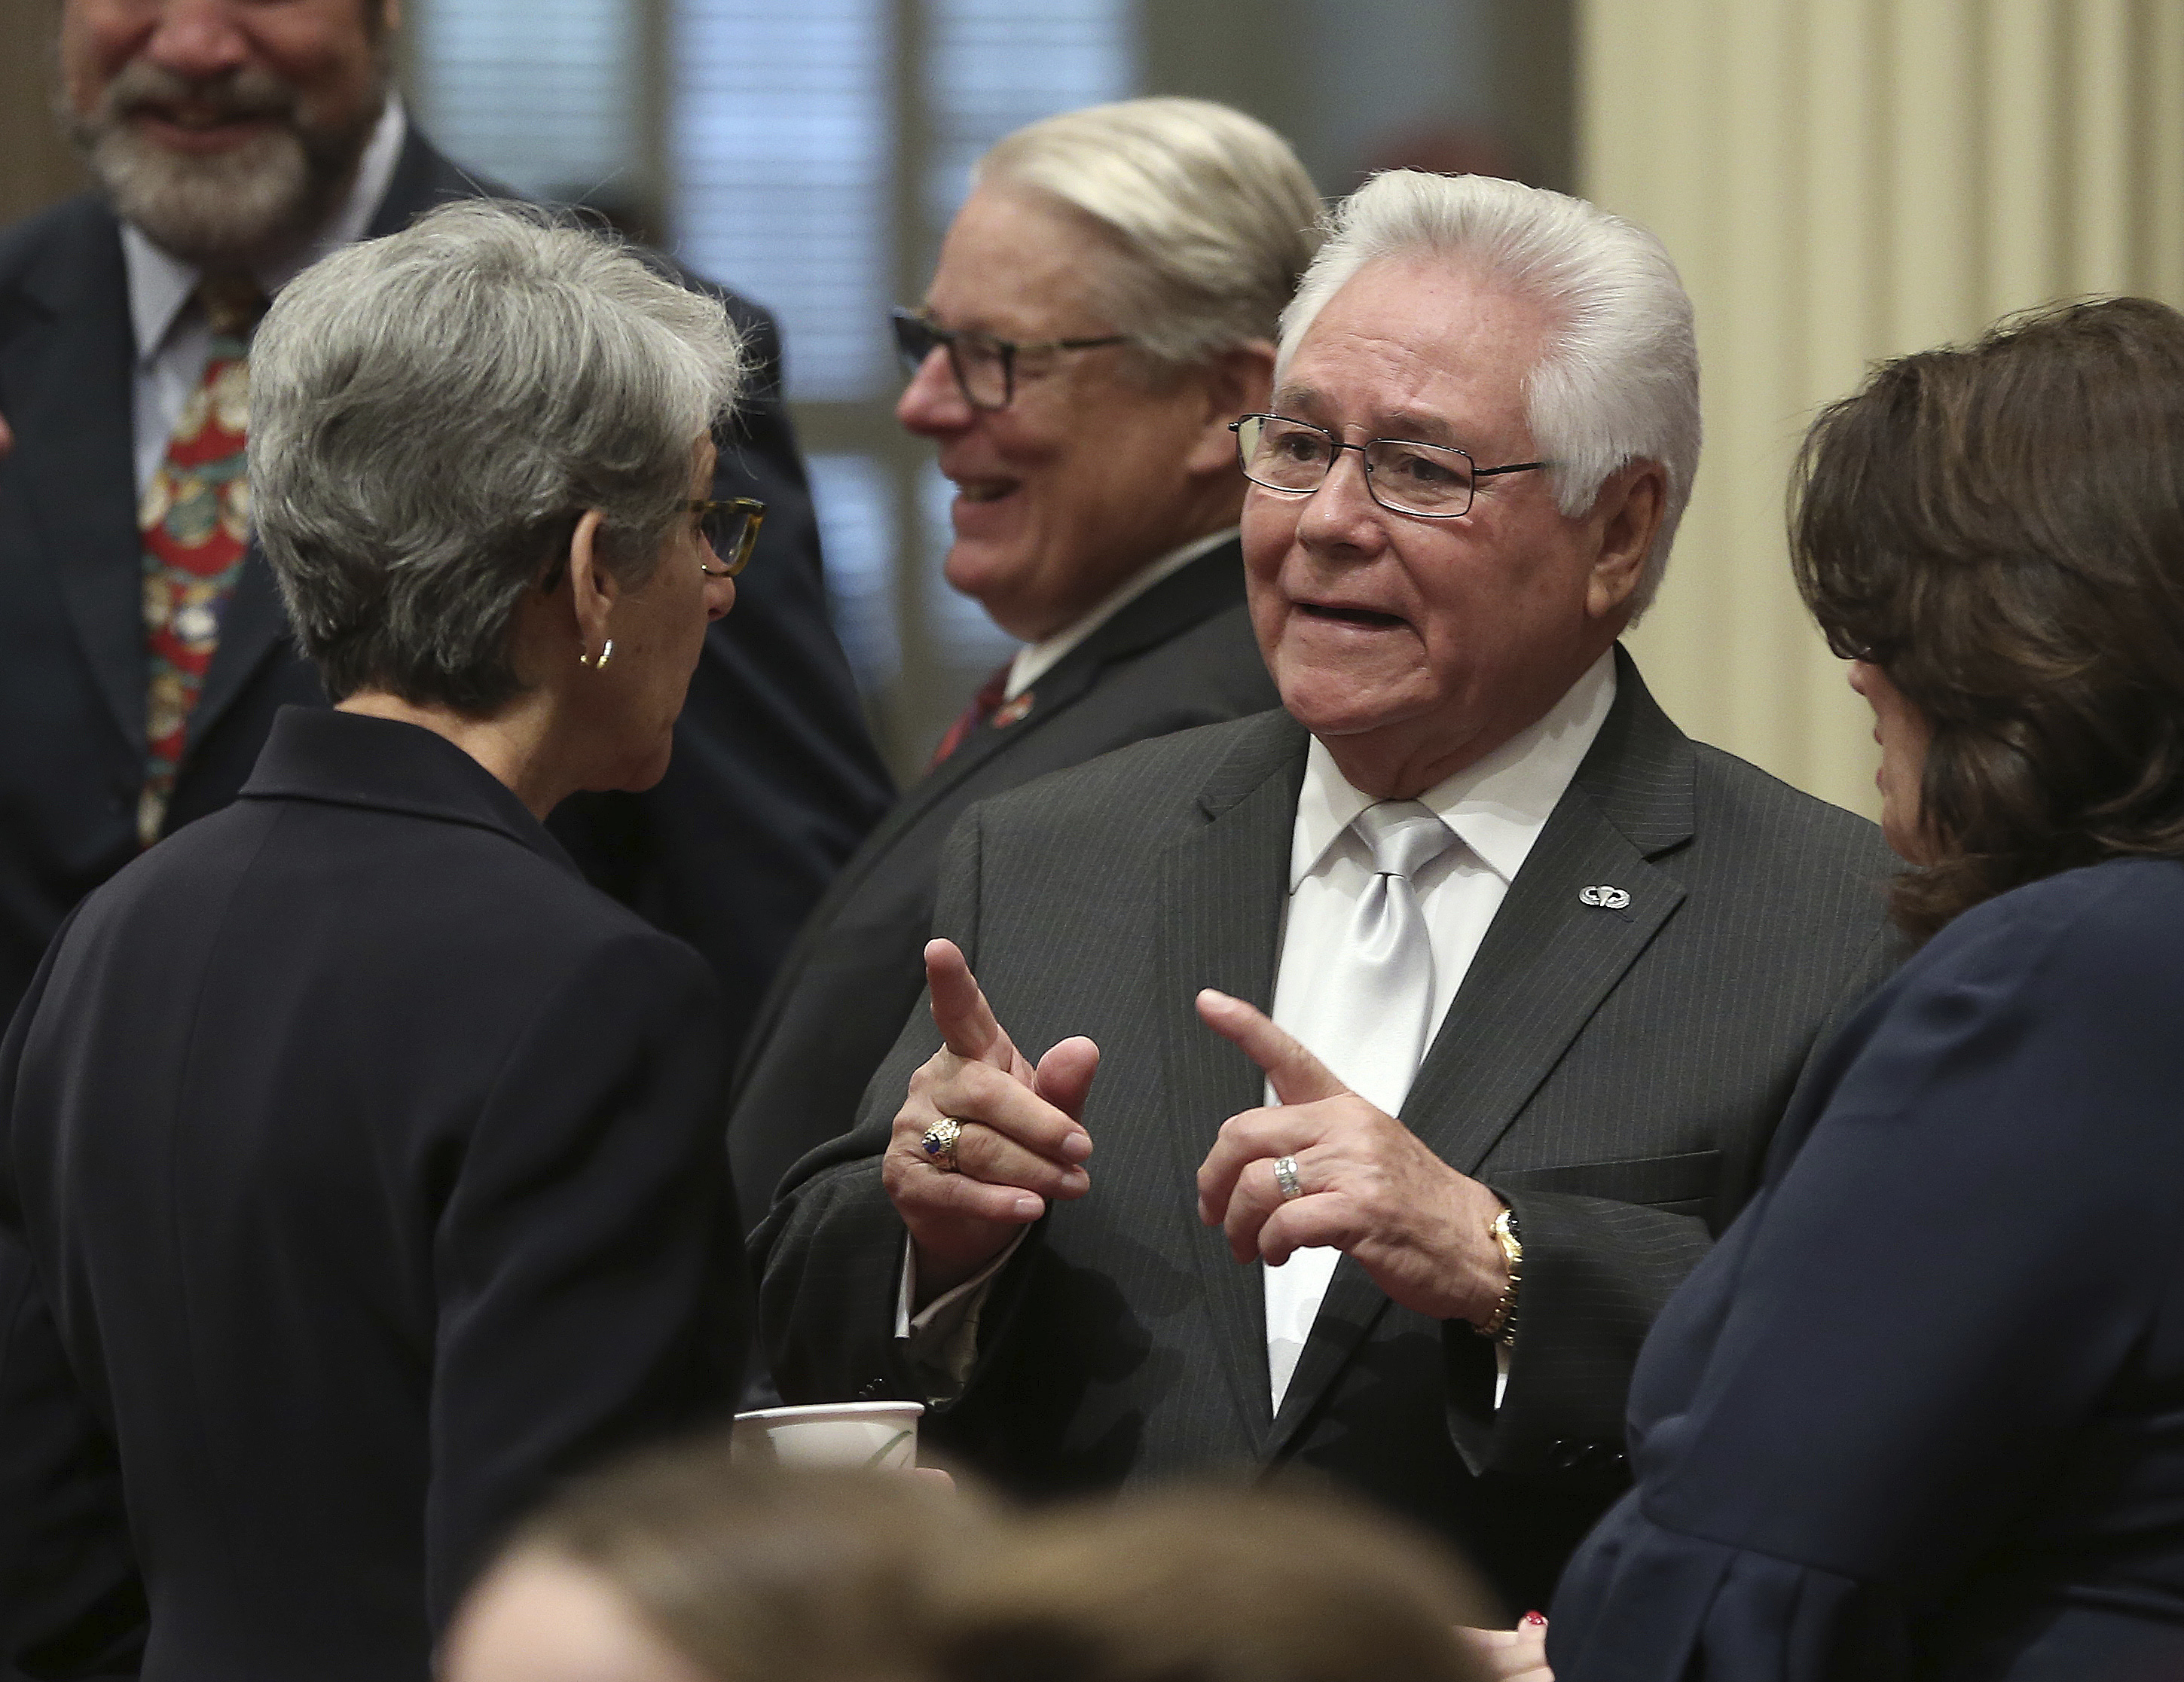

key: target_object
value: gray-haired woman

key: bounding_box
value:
[0,200,755,1680]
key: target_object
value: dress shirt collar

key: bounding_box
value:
[124,96,410,367]
[1003,526,1239,701]
[1289,646,1618,892]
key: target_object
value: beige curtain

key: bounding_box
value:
[1580,0,2184,819]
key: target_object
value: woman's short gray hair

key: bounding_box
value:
[251,199,747,710]
[976,96,1323,370]
[1279,171,1700,615]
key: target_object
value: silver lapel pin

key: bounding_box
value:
[1579,884,1632,911]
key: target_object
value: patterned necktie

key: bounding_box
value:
[1266,798,1459,1412]
[137,274,266,847]
[928,661,1013,768]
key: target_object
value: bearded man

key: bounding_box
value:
[0,0,890,1047]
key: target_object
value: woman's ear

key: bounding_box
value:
[563,510,618,662]
[1183,338,1278,478]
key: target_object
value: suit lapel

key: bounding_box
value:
[1152,712,1306,1445]
[930,537,1249,793]
[842,540,1254,905]
[1404,786,1687,1175]
[8,206,146,756]
[797,649,1106,932]
[919,650,1103,811]
[1266,649,1697,1455]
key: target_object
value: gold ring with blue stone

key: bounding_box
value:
[921,1116,964,1174]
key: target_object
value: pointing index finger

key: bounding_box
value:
[926,939,1006,1063]
[1194,989,1348,1106]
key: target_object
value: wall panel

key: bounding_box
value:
[1582,0,2184,817]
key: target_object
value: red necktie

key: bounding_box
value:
[929,662,1012,768]
[137,274,266,846]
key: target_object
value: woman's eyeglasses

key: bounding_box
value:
[692,497,764,577]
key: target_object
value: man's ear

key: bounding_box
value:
[1586,460,1667,623]
[1182,338,1277,477]
[563,510,617,661]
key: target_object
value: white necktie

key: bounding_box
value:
[1315,800,1459,1116]
[1266,799,1458,1409]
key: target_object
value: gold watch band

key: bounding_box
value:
[1476,1204,1523,1346]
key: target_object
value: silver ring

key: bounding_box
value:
[921,1116,963,1174]
[1272,1155,1303,1201]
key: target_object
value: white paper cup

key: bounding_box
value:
[730,1400,924,1470]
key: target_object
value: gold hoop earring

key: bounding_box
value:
[579,638,615,670]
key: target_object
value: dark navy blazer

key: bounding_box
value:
[0,710,748,1681]
[1551,859,2184,1682]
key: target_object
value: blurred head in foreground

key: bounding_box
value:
[443,1442,975,1682]
[1791,295,2184,939]
[925,1483,1495,1682]
[443,1448,1490,1682]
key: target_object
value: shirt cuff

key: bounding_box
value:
[894,1231,1028,1398]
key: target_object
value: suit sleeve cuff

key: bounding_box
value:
[893,1232,1027,1400]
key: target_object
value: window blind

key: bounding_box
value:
[671,1,890,401]
[410,0,637,203]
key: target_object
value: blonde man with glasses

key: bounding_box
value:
[728,98,1317,1226]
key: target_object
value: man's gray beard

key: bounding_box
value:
[67,66,383,270]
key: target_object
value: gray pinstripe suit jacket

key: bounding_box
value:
[756,646,1899,1610]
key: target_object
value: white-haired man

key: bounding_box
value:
[729,99,1314,1217]
[757,172,1900,1609]
[0,0,888,1049]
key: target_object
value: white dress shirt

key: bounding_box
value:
[124,97,408,493]
[899,649,1619,1406]
[1263,650,1617,1410]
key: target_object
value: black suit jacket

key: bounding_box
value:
[0,708,748,1681]
[1550,859,2184,1682]
[728,538,1278,1214]
[756,650,1901,1612]
[0,129,891,1051]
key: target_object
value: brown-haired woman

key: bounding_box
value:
[1544,296,2184,1681]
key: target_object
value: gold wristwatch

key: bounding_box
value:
[1477,1205,1523,1346]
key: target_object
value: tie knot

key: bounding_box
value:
[1353,799,1455,882]
[197,274,268,340]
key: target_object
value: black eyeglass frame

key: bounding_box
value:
[1229,412,1551,520]
[891,307,1130,411]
